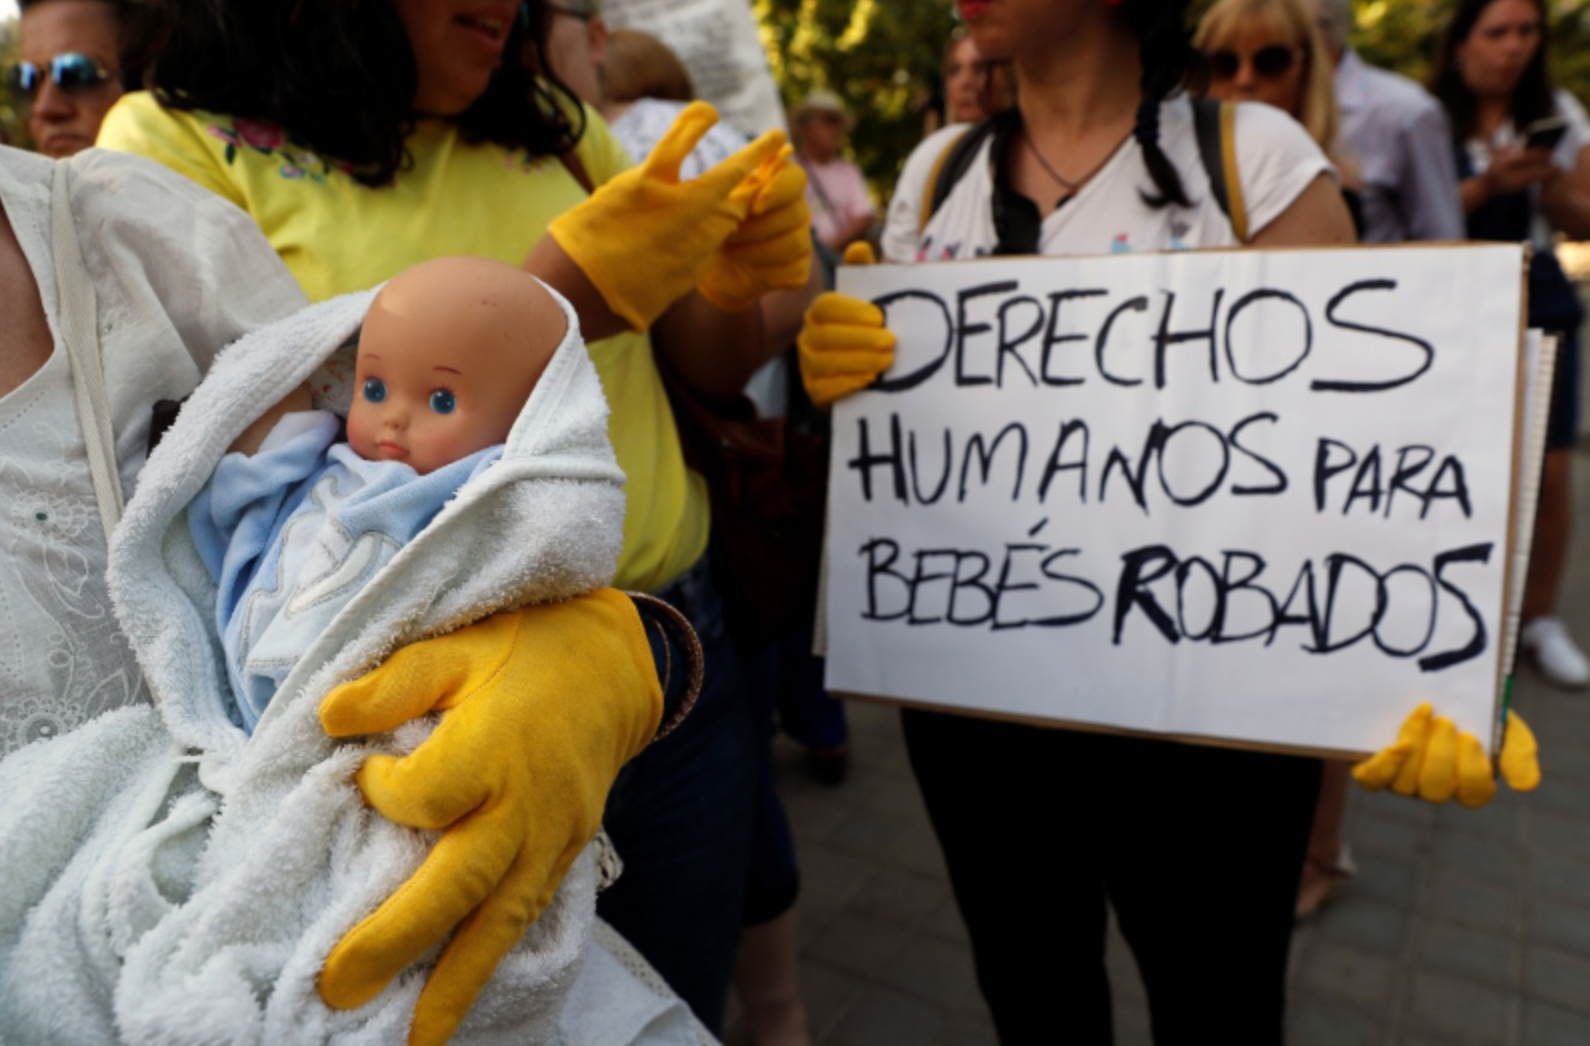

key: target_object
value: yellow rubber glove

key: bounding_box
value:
[697,146,813,313]
[796,242,897,408]
[316,590,662,1046]
[548,101,787,331]
[1352,702,1540,809]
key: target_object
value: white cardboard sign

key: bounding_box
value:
[826,245,1526,756]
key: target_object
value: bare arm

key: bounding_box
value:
[650,293,766,402]
[1250,174,1358,249]
[1458,175,1493,216]
[1460,146,1556,217]
[523,237,632,342]
[0,206,52,401]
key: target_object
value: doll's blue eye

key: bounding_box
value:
[362,378,387,403]
[430,389,457,415]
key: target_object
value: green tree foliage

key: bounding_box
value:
[0,15,23,147]
[754,0,957,202]
[1350,0,1590,94]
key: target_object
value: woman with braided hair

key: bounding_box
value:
[821,0,1353,1041]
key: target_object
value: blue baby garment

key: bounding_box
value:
[188,410,500,731]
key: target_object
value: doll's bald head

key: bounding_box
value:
[348,257,565,474]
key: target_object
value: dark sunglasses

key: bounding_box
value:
[1205,45,1300,81]
[6,52,116,99]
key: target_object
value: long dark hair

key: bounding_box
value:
[1122,0,1205,208]
[1430,0,1557,143]
[146,0,584,186]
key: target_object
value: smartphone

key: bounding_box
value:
[1524,116,1569,151]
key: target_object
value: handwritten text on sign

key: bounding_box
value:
[827,246,1525,756]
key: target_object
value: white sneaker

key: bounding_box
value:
[1523,616,1590,690]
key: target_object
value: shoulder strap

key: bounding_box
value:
[50,161,122,544]
[559,148,595,195]
[1192,96,1250,244]
[919,119,999,234]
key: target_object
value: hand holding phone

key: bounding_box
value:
[1484,147,1557,195]
[1523,116,1569,152]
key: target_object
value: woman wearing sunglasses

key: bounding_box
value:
[14,0,132,158]
[1432,0,1590,692]
[1195,0,1362,231]
[812,0,1352,1041]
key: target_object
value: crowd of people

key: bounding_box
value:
[0,0,1580,1044]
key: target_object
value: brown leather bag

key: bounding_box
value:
[655,356,828,651]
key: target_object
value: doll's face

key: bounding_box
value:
[347,257,563,475]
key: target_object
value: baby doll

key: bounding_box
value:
[189,256,564,731]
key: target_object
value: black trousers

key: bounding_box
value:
[902,709,1322,1046]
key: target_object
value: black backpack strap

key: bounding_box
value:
[920,118,1001,234]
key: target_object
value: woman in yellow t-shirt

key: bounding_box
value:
[98,0,814,1039]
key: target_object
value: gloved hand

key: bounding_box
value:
[796,242,896,408]
[316,590,662,1046]
[548,101,787,331]
[697,146,813,313]
[1352,702,1540,808]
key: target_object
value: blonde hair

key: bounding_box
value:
[601,28,695,104]
[1194,0,1340,154]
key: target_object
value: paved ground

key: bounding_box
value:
[725,442,1590,1045]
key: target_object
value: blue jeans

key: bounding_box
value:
[599,559,760,1033]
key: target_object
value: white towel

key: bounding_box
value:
[0,284,711,1046]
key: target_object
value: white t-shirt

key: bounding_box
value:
[1462,87,1590,252]
[0,146,306,757]
[882,97,1331,264]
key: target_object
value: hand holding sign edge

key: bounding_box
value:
[1352,701,1540,808]
[797,242,896,408]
